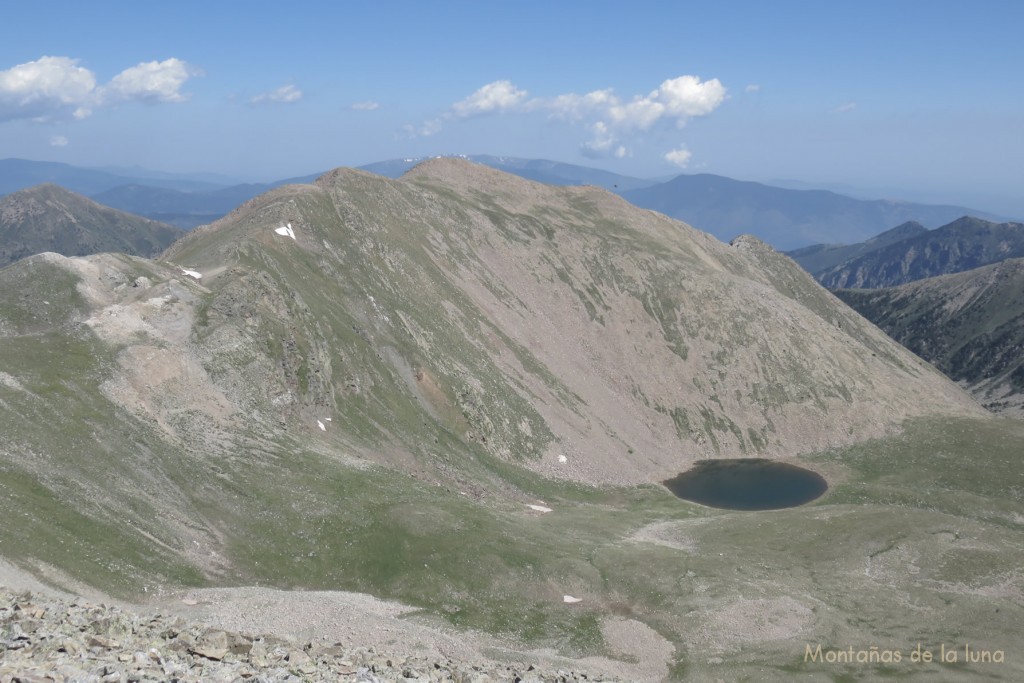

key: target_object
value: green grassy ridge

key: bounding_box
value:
[805,416,1024,525]
[0,256,90,335]
[0,330,212,595]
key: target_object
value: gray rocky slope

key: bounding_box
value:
[0,588,605,682]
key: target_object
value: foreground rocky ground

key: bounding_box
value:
[0,589,611,683]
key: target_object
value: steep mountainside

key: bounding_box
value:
[622,174,1005,249]
[159,158,979,484]
[836,257,1024,413]
[817,216,1024,288]
[3,160,1019,681]
[786,221,929,274]
[0,184,183,267]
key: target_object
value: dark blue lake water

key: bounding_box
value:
[663,458,827,510]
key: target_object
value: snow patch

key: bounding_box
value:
[274,223,296,240]
[558,454,567,463]
[526,504,553,513]
[562,595,582,604]
[317,420,326,431]
[180,268,202,279]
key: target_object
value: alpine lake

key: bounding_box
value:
[663,458,828,510]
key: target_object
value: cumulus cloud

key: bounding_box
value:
[542,88,616,121]
[579,121,628,159]
[350,100,379,111]
[402,80,527,137]
[49,135,69,147]
[0,55,196,123]
[451,80,527,118]
[601,76,726,131]
[401,117,443,138]
[406,75,725,168]
[664,145,692,168]
[250,84,302,105]
[0,56,96,122]
[745,84,761,93]
[834,101,857,113]
[560,76,724,162]
[101,58,196,104]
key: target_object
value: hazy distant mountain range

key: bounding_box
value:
[621,174,1008,249]
[1,156,1012,247]
[790,216,1024,288]
[0,159,320,229]
[0,158,224,195]
[0,184,182,268]
[359,154,658,192]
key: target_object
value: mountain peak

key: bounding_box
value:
[401,156,523,187]
[0,183,182,268]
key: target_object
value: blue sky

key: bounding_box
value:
[2,1,1022,215]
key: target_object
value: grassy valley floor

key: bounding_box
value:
[2,416,1022,681]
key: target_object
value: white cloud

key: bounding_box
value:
[405,75,725,166]
[834,101,857,113]
[580,121,631,159]
[451,80,527,118]
[49,135,68,147]
[608,76,726,130]
[745,84,761,93]
[664,145,693,168]
[419,118,442,136]
[545,88,617,121]
[0,56,96,122]
[350,100,379,111]
[101,58,196,104]
[401,118,443,138]
[250,84,302,105]
[404,80,527,136]
[0,55,196,122]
